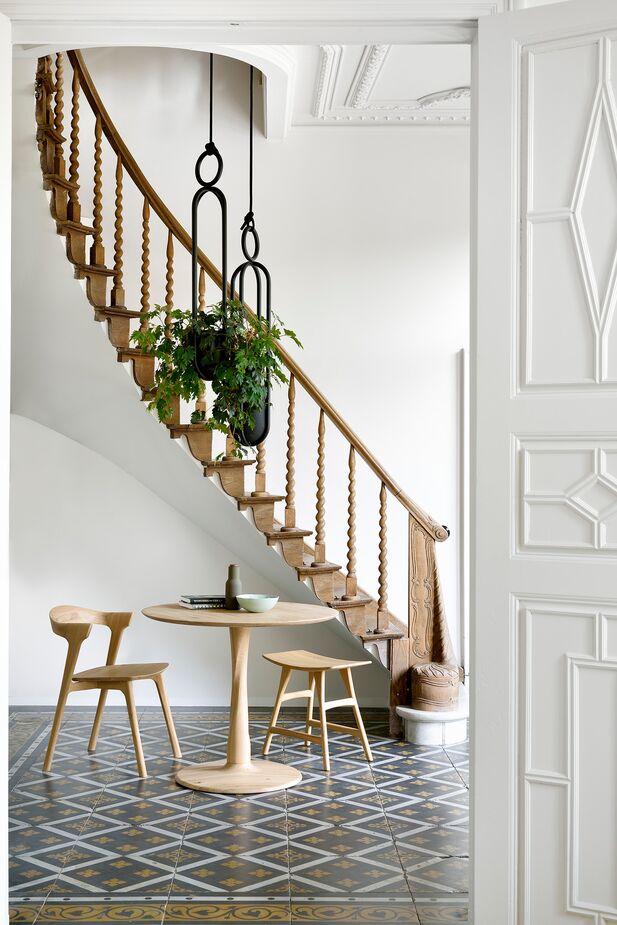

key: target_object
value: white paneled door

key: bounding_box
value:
[474,2,617,923]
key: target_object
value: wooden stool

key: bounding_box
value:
[262,649,373,772]
[43,605,182,778]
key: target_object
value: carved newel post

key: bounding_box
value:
[408,519,461,712]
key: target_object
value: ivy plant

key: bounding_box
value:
[131,299,301,456]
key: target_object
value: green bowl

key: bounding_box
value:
[236,594,279,613]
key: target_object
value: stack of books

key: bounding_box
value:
[179,594,227,610]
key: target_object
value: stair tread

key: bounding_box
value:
[203,459,256,469]
[95,306,142,319]
[74,262,115,277]
[37,124,65,143]
[43,171,77,190]
[117,347,151,359]
[296,560,342,575]
[263,526,312,540]
[329,596,372,610]
[57,218,96,235]
[358,629,405,641]
[237,494,284,505]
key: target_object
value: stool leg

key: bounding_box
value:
[88,688,108,753]
[304,672,316,747]
[121,681,147,778]
[263,667,292,756]
[153,674,182,759]
[317,671,330,773]
[341,668,372,762]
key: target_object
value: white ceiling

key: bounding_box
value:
[291,44,471,128]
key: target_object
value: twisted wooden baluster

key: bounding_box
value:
[164,230,179,424]
[111,156,124,306]
[139,197,150,331]
[89,114,104,266]
[67,68,80,222]
[253,443,267,496]
[225,433,236,459]
[165,230,174,335]
[343,445,358,599]
[283,374,296,529]
[53,52,65,174]
[377,482,389,630]
[313,409,326,564]
[195,267,207,419]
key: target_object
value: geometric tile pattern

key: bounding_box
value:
[8,709,469,924]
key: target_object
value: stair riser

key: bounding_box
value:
[267,535,304,568]
[63,227,87,265]
[303,570,335,603]
[74,267,107,308]
[126,355,155,391]
[240,502,275,533]
[181,431,214,465]
[100,315,131,350]
[212,467,245,499]
[338,607,369,636]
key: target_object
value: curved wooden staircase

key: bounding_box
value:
[34,50,460,735]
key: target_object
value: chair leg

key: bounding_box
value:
[263,667,292,755]
[153,674,182,759]
[121,681,147,778]
[341,668,372,762]
[88,688,108,753]
[43,679,72,773]
[317,671,330,773]
[304,672,316,747]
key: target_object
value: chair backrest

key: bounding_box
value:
[49,605,133,675]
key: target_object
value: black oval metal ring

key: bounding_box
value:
[195,142,224,188]
[241,224,260,262]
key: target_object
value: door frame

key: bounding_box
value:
[0,0,517,919]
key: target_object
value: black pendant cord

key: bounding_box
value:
[232,65,271,327]
[192,52,228,379]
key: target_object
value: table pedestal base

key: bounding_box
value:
[175,758,302,795]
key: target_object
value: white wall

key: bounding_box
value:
[10,414,389,706]
[10,46,469,703]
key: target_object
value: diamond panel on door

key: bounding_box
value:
[521,34,617,388]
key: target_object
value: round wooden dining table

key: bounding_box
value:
[142,601,335,794]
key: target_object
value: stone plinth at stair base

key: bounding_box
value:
[396,684,469,746]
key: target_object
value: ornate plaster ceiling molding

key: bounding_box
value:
[305,43,471,127]
[312,44,342,118]
[345,44,390,108]
[418,85,470,108]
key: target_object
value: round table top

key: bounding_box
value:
[142,601,336,629]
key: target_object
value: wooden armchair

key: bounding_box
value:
[43,605,181,778]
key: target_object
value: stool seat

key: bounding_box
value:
[73,662,169,682]
[262,648,373,772]
[263,650,371,672]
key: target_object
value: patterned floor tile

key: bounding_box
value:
[164,900,291,922]
[291,901,419,923]
[396,826,469,859]
[36,900,167,922]
[403,856,469,895]
[8,708,470,923]
[414,898,469,923]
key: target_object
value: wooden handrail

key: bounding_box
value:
[68,49,448,543]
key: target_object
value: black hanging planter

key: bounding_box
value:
[193,329,227,382]
[231,383,271,447]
